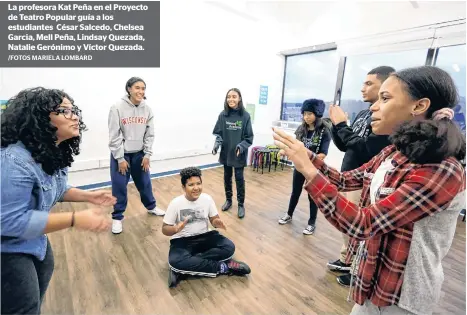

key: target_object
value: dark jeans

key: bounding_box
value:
[110,151,156,220]
[287,169,318,225]
[224,166,245,205]
[168,230,235,277]
[1,239,54,315]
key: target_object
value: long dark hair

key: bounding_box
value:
[1,87,86,175]
[295,116,323,140]
[389,66,465,164]
[223,88,244,115]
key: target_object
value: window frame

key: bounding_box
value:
[279,46,445,121]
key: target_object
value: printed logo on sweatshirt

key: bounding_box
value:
[301,135,319,150]
[352,111,372,138]
[226,121,242,131]
[121,116,148,126]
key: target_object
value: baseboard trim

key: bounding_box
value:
[76,162,222,190]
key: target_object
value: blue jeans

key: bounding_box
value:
[1,239,54,315]
[110,151,156,220]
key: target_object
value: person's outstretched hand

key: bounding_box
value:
[87,191,117,207]
[74,208,112,232]
[272,127,317,180]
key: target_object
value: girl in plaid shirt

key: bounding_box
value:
[273,66,466,315]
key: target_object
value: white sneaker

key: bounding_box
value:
[112,219,123,234]
[148,206,165,216]
[303,224,316,235]
[278,214,292,225]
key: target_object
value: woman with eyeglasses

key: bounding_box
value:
[1,87,116,315]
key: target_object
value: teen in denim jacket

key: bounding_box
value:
[1,87,116,315]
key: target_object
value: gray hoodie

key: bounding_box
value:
[108,95,154,163]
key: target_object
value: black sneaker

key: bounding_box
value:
[327,259,351,272]
[336,273,354,287]
[227,259,251,275]
[222,200,232,211]
[168,270,180,288]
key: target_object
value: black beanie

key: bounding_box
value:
[301,99,325,118]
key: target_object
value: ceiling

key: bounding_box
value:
[205,1,466,47]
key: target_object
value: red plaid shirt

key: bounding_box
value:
[304,145,465,307]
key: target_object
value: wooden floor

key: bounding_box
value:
[43,166,466,315]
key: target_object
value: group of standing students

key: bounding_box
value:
[1,63,466,315]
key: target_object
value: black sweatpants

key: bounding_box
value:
[168,230,235,277]
[1,239,55,315]
[287,169,318,225]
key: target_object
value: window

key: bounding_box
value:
[434,44,466,133]
[281,50,340,122]
[339,49,429,124]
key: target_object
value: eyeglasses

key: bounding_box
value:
[54,107,82,119]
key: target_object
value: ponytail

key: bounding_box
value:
[390,118,466,164]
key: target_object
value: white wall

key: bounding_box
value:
[0,68,160,171]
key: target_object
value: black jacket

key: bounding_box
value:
[331,109,391,171]
[212,109,254,168]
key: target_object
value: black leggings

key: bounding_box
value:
[1,239,55,315]
[223,166,245,205]
[287,169,318,225]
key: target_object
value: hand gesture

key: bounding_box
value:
[88,190,117,207]
[329,104,348,125]
[213,218,227,230]
[272,127,316,177]
[119,160,129,175]
[141,157,150,172]
[74,208,111,232]
[175,216,190,233]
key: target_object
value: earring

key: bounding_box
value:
[411,112,415,117]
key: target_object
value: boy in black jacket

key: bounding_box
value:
[327,66,395,287]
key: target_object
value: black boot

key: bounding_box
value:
[223,167,233,211]
[236,177,245,218]
[222,200,232,211]
[238,204,245,218]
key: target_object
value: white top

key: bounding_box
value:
[369,156,395,204]
[163,193,219,239]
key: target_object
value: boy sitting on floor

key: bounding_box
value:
[162,166,251,288]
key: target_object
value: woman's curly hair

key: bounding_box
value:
[1,87,87,175]
[389,66,465,164]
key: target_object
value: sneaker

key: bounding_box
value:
[168,269,180,288]
[227,259,251,276]
[327,259,351,272]
[112,219,123,234]
[337,273,355,287]
[303,224,316,235]
[148,207,165,216]
[278,214,292,225]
